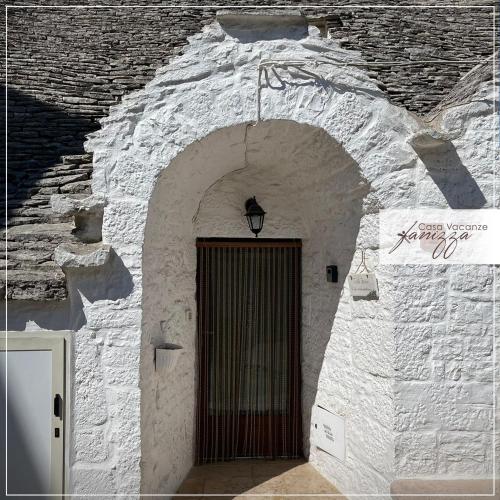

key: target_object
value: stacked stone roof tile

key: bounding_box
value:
[1,1,497,300]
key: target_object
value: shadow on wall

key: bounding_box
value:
[0,375,45,496]
[260,65,384,100]
[219,21,309,43]
[139,119,369,495]
[419,143,486,208]
[2,249,134,331]
[300,181,366,456]
[3,87,99,226]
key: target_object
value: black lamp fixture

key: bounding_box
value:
[245,197,266,237]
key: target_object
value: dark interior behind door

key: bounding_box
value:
[196,239,302,463]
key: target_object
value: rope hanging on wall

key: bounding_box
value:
[255,56,486,123]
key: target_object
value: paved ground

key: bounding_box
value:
[176,459,345,499]
[391,479,500,500]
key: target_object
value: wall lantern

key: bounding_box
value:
[245,197,266,237]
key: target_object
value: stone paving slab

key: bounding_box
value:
[177,459,345,499]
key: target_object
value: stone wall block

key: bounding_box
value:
[105,388,142,477]
[437,432,493,475]
[449,265,494,294]
[448,298,494,331]
[73,332,108,428]
[102,344,141,386]
[71,468,117,496]
[395,431,438,476]
[394,278,447,323]
[85,305,142,331]
[102,198,148,246]
[395,324,433,381]
[74,428,109,463]
[351,318,393,378]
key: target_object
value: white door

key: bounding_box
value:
[0,334,65,498]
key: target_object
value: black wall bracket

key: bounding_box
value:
[326,265,338,283]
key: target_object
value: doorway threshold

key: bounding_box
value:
[176,459,344,499]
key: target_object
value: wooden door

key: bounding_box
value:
[196,239,302,463]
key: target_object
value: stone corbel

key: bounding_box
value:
[54,242,112,269]
[51,193,113,271]
[407,128,456,154]
[216,9,307,30]
[216,9,308,42]
[51,193,106,243]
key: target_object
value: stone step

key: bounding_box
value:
[5,214,71,226]
[8,206,65,218]
[32,172,89,188]
[7,239,60,252]
[21,167,92,180]
[6,216,46,226]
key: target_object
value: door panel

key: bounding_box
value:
[0,335,65,497]
[196,239,302,463]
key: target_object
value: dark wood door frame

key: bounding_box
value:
[195,238,302,463]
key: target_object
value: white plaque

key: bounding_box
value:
[348,272,378,299]
[311,405,345,462]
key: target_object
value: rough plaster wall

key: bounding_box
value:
[310,255,397,498]
[142,120,366,493]
[83,19,424,497]
[4,15,494,498]
[393,81,499,480]
[4,1,497,299]
[141,126,250,493]
[2,260,142,496]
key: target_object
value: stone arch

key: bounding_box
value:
[141,119,368,492]
[84,14,421,497]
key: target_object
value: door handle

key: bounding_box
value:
[54,394,63,419]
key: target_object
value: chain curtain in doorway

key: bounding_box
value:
[196,240,302,463]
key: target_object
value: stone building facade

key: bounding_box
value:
[2,2,499,498]
[2,1,496,298]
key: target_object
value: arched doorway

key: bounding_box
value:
[141,120,367,492]
[84,13,421,495]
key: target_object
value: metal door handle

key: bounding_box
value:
[54,394,63,419]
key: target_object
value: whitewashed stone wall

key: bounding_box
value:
[86,14,423,497]
[393,82,499,481]
[142,119,369,493]
[5,12,496,499]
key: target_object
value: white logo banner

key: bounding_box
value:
[379,209,500,264]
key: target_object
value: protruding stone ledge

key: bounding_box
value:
[51,193,106,243]
[51,193,106,217]
[54,242,112,269]
[407,128,454,153]
[216,9,308,41]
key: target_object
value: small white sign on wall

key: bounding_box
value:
[312,405,345,462]
[348,272,378,299]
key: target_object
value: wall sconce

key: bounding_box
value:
[245,197,266,237]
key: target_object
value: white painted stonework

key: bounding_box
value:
[6,12,498,499]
